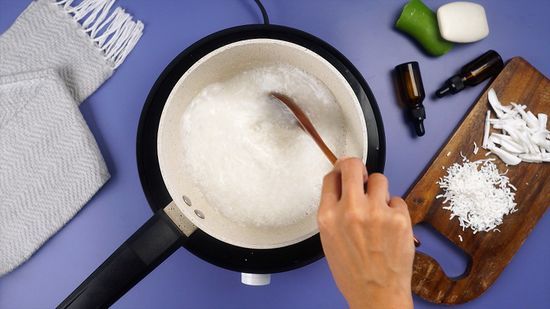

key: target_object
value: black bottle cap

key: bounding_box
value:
[436,75,464,97]
[410,106,426,136]
[415,119,425,136]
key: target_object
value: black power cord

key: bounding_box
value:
[253,0,270,25]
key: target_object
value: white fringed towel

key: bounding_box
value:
[0,0,143,275]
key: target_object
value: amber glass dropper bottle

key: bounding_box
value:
[394,61,426,136]
[436,50,504,98]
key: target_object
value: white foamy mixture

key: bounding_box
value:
[181,64,346,227]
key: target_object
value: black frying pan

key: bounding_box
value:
[58,23,385,309]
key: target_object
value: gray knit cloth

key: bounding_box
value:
[0,0,143,275]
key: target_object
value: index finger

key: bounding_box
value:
[336,158,367,200]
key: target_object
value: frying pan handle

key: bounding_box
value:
[58,204,192,309]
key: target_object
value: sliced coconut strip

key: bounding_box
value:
[519,153,550,163]
[488,89,505,118]
[511,102,538,128]
[526,111,539,129]
[489,135,524,153]
[500,124,525,146]
[537,140,550,152]
[482,110,491,149]
[490,118,524,127]
[539,113,548,131]
[488,144,521,165]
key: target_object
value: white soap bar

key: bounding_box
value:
[437,2,489,43]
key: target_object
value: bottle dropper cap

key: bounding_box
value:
[394,61,426,137]
[410,106,426,136]
[416,121,425,136]
[436,75,464,97]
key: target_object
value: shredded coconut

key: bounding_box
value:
[437,157,517,233]
[180,64,346,227]
[458,235,463,242]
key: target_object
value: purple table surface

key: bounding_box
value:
[1,0,549,308]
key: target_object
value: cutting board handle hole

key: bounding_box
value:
[413,223,472,280]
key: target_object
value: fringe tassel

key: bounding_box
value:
[53,0,143,69]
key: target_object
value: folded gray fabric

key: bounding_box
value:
[0,0,143,275]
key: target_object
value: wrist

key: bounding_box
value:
[347,284,413,309]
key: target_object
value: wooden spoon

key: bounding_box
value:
[270,92,337,165]
[270,92,420,247]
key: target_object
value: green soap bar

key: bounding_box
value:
[395,0,453,56]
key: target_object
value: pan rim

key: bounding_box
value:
[157,37,369,249]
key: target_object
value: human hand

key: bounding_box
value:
[317,158,415,309]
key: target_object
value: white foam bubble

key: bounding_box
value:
[180,64,346,227]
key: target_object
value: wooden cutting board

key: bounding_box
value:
[405,57,550,304]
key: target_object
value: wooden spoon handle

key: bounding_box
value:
[270,93,337,165]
